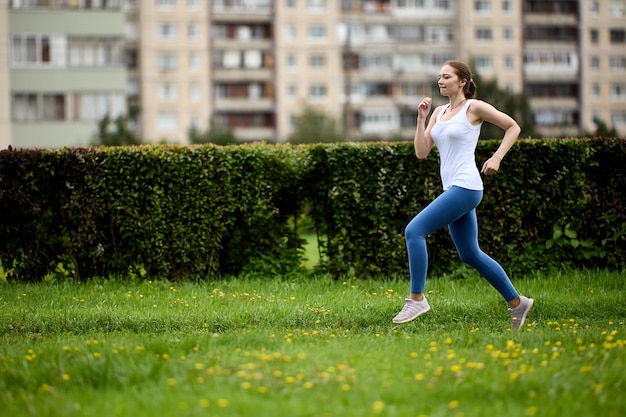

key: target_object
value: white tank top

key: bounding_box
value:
[430,99,483,191]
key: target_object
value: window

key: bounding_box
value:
[609,1,626,17]
[308,26,327,41]
[189,83,201,101]
[502,0,512,13]
[158,113,178,132]
[286,0,295,9]
[12,93,38,121]
[287,84,297,99]
[158,23,176,39]
[285,25,297,41]
[610,83,626,99]
[591,84,600,99]
[309,54,326,69]
[126,21,138,40]
[476,56,493,72]
[429,26,454,43]
[309,84,327,99]
[476,28,493,41]
[590,29,599,44]
[362,54,393,72]
[156,0,176,9]
[222,50,241,68]
[158,52,178,71]
[42,94,66,121]
[74,93,125,121]
[68,37,123,67]
[612,111,626,127]
[158,83,178,101]
[244,50,262,68]
[308,0,325,11]
[504,55,513,69]
[590,56,600,71]
[188,23,200,40]
[534,109,575,126]
[11,34,56,66]
[189,52,200,70]
[187,0,199,9]
[589,1,600,14]
[610,29,626,43]
[504,27,513,41]
[287,54,297,69]
[474,0,492,14]
[610,56,626,72]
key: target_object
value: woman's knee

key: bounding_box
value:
[405,222,426,243]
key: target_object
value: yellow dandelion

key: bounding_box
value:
[285,376,296,384]
[526,406,538,416]
[372,401,385,414]
[445,338,453,345]
[216,399,229,408]
[258,386,268,394]
[62,374,70,381]
[167,378,176,386]
[414,373,425,381]
[341,384,351,391]
[410,352,418,358]
[199,399,210,408]
[241,382,252,389]
[448,400,460,409]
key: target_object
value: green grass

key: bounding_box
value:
[0,269,624,417]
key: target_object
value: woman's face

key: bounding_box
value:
[437,65,465,97]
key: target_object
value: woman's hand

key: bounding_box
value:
[481,156,501,175]
[418,97,432,119]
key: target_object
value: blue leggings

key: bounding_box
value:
[405,186,518,302]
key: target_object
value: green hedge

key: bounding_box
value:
[1,138,624,282]
[0,144,304,281]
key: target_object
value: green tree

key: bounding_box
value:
[288,105,343,144]
[93,114,141,146]
[472,67,537,140]
[584,116,619,138]
[189,118,239,145]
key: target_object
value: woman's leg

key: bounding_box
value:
[404,187,482,295]
[448,209,518,302]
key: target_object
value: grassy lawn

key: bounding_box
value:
[0,269,624,417]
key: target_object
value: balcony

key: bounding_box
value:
[212,0,272,22]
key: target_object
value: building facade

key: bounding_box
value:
[1,0,625,148]
[5,0,128,148]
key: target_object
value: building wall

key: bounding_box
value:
[580,0,626,135]
[138,0,210,144]
[3,1,625,148]
[8,7,127,148]
[0,2,10,149]
[275,0,342,141]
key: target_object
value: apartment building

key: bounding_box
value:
[1,0,625,148]
[0,3,10,149]
[4,0,128,148]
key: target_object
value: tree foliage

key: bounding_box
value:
[94,114,141,147]
[189,118,240,145]
[288,105,343,144]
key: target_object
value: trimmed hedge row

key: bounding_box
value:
[0,138,624,282]
[0,144,304,281]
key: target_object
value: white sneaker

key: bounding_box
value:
[392,298,431,324]
[509,295,534,331]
